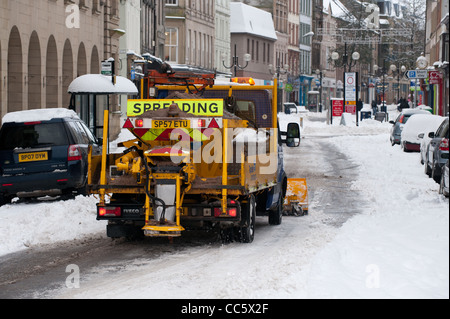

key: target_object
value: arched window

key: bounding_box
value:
[8,26,23,112]
[28,31,42,109]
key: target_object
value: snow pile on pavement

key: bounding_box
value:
[304,134,449,298]
[0,196,106,256]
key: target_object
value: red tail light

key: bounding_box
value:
[228,208,237,217]
[68,145,82,161]
[98,207,121,217]
[214,207,238,217]
[439,138,449,151]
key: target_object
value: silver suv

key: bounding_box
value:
[424,117,449,183]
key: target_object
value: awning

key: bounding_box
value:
[68,74,138,95]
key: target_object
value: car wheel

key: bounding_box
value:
[432,162,441,184]
[0,193,12,207]
[443,174,449,197]
[424,157,432,177]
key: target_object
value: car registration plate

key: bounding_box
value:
[152,120,190,129]
[18,152,48,163]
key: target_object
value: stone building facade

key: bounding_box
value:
[164,0,215,70]
[0,0,120,122]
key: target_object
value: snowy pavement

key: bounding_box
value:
[0,110,448,299]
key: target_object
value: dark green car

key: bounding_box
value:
[0,109,101,206]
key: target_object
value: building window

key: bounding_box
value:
[165,0,178,6]
[165,28,178,63]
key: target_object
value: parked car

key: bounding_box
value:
[424,117,449,183]
[0,108,101,206]
[420,116,447,164]
[284,103,298,115]
[401,114,444,152]
[439,160,449,197]
[389,109,430,146]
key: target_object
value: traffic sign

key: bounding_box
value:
[407,70,427,79]
[345,72,357,101]
[101,61,112,76]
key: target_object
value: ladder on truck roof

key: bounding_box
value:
[137,56,216,97]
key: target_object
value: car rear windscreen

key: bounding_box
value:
[0,123,69,150]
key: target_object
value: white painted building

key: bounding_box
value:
[215,0,231,76]
[230,2,277,83]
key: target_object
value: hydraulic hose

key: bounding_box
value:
[141,151,167,223]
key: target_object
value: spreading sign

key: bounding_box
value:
[127,99,224,117]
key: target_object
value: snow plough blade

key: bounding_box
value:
[284,178,308,216]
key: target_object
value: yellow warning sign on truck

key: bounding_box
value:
[127,99,224,117]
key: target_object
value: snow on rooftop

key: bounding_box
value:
[323,0,353,20]
[68,74,138,95]
[230,2,277,41]
[2,108,80,125]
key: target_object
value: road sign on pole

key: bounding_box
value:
[344,72,357,114]
[407,70,427,79]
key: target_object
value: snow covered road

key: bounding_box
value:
[0,113,448,299]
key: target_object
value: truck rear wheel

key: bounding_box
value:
[269,195,283,225]
[240,195,256,243]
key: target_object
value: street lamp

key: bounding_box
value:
[222,44,251,77]
[389,64,407,104]
[331,43,360,118]
[331,44,360,73]
[415,54,428,108]
[268,61,289,79]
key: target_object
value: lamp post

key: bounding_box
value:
[315,69,323,114]
[269,59,289,113]
[331,43,360,74]
[373,63,386,115]
[331,43,360,120]
[269,60,289,79]
[415,54,428,108]
[389,63,406,105]
[222,44,251,77]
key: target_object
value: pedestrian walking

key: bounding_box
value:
[371,100,378,116]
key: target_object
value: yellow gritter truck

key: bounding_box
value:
[87,60,302,243]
